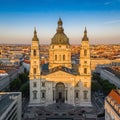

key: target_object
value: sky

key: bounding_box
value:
[0,0,120,44]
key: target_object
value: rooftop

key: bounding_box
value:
[104,67,120,79]
[0,92,21,116]
[42,66,79,75]
[108,89,120,105]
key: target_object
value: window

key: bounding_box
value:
[33,68,36,74]
[42,82,45,87]
[33,82,37,87]
[84,68,87,74]
[42,92,45,98]
[33,49,36,56]
[63,55,65,61]
[75,92,79,98]
[83,91,88,99]
[84,50,87,56]
[33,90,37,99]
[55,55,57,61]
[41,91,45,98]
[84,61,87,64]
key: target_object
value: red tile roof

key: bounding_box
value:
[0,70,7,74]
[108,90,120,104]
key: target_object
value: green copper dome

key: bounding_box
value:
[51,18,69,45]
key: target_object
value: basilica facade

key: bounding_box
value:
[29,18,92,106]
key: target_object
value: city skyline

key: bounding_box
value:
[0,0,120,44]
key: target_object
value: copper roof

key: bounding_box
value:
[108,89,120,104]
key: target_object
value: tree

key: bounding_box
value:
[91,82,101,92]
[10,78,22,91]
[20,82,29,97]
[19,73,28,84]
[102,80,116,95]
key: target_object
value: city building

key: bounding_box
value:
[23,59,30,72]
[0,65,24,91]
[91,58,111,71]
[0,92,22,120]
[29,18,92,106]
[105,89,120,120]
[0,72,9,91]
[100,67,120,88]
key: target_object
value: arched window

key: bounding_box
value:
[63,55,65,61]
[41,90,46,98]
[75,91,79,98]
[33,90,37,99]
[33,68,36,74]
[42,92,45,98]
[84,50,87,56]
[83,90,88,99]
[33,49,36,56]
[55,55,57,61]
[84,68,87,74]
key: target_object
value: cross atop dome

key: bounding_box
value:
[57,18,64,33]
[58,17,63,28]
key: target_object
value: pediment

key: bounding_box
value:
[46,70,74,78]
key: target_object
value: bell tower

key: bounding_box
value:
[29,28,41,105]
[49,18,71,69]
[79,27,91,75]
[79,28,91,106]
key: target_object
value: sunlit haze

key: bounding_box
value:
[0,0,120,44]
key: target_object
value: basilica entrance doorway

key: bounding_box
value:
[55,82,65,103]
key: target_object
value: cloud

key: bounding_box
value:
[104,19,120,24]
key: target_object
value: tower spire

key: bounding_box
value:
[82,27,88,41]
[32,27,39,41]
